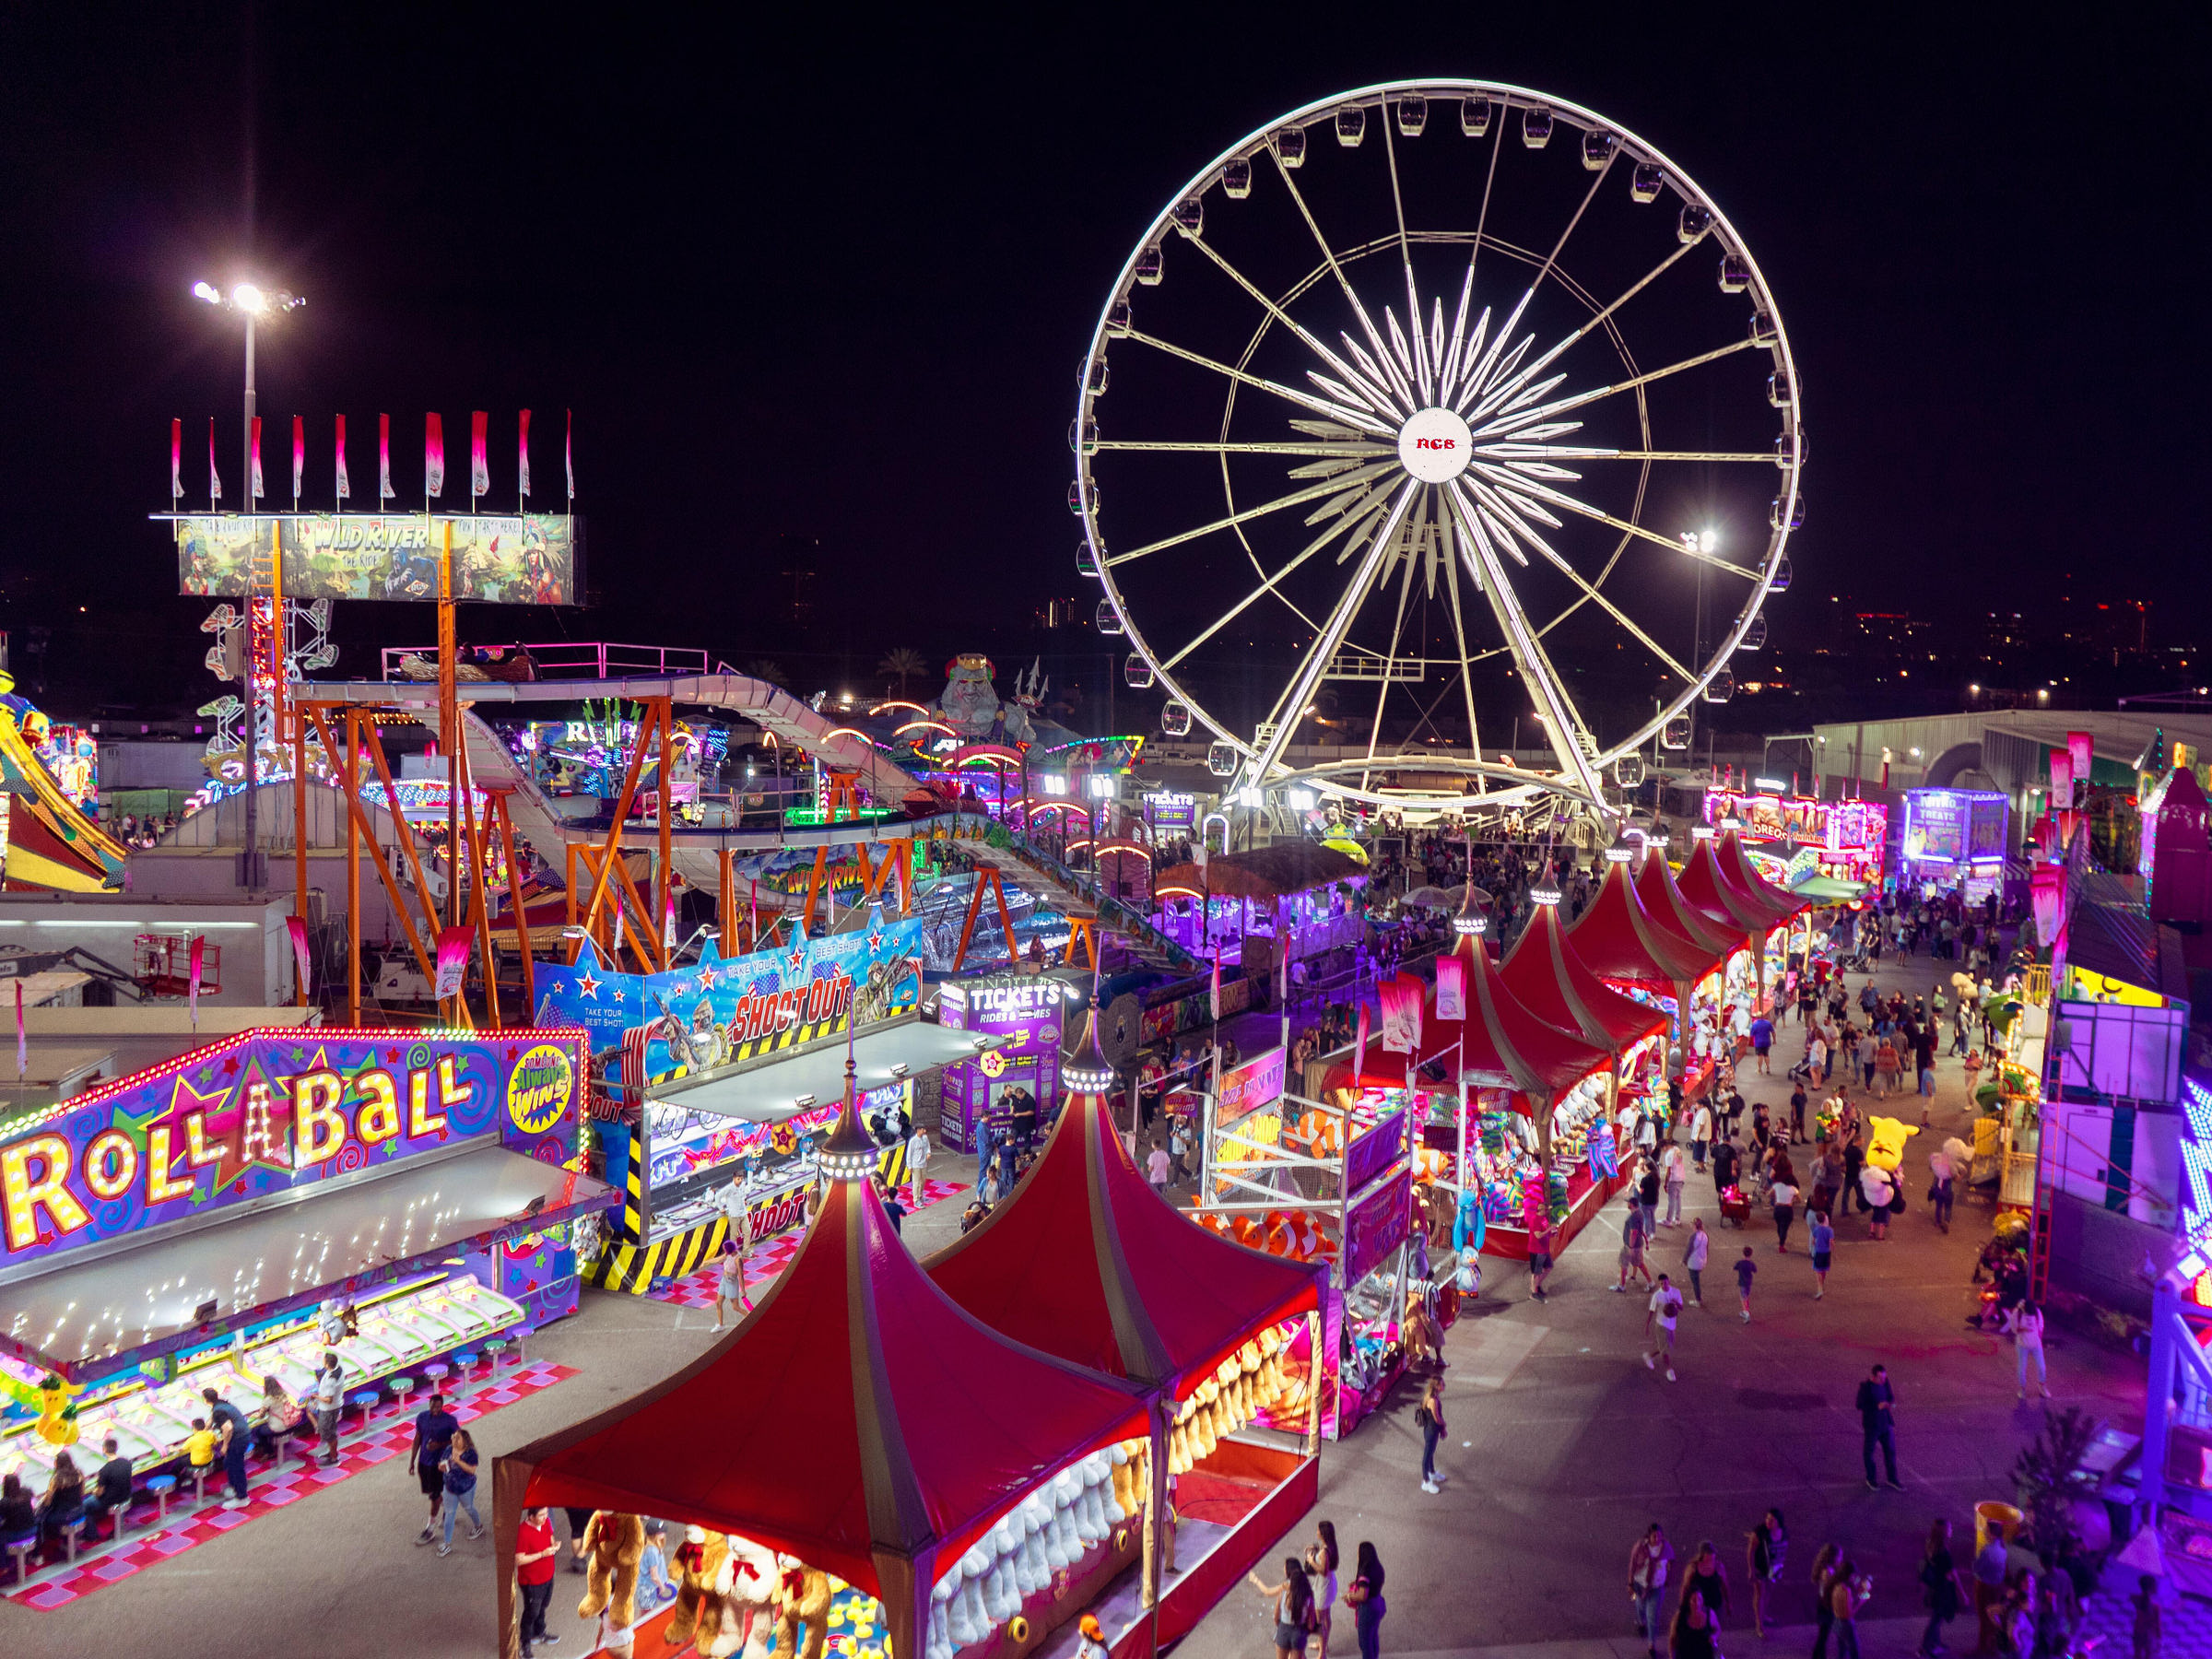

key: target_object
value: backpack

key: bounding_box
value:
[1413,1403,1433,1430]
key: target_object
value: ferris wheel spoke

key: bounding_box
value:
[1267,149,1411,414]
[1122,327,1396,437]
[1461,478,1695,682]
[1092,439,1392,456]
[1443,480,1608,806]
[1468,237,1704,420]
[1439,520,1488,790]
[1359,530,1424,788]
[1438,130,1507,407]
[1179,233,1405,417]
[1249,480,1420,781]
[1155,483,1394,672]
[1379,118,1432,403]
[1473,467,1760,575]
[1477,444,1773,464]
[1101,461,1398,568]
[1477,336,1761,437]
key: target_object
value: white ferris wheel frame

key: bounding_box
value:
[1072,77,1806,820]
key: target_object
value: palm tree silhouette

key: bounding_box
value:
[877,646,928,697]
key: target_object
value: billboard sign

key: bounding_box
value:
[1217,1047,1287,1122]
[534,906,925,1084]
[1345,1106,1410,1200]
[0,1027,588,1269]
[174,512,578,604]
[1343,1169,1412,1285]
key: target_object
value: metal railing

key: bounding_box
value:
[377,641,711,680]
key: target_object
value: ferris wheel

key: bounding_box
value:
[1073,79,1804,817]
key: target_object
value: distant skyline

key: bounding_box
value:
[0,12,2200,724]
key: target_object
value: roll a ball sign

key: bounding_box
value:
[0,1029,587,1266]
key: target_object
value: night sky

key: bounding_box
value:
[0,10,2199,725]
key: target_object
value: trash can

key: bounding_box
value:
[1975,1501,2023,1554]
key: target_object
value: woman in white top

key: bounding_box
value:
[713,1235,751,1331]
[1304,1521,1340,1659]
[2014,1300,2048,1402]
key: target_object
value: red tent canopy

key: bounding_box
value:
[925,1086,1321,1396]
[1565,858,1715,989]
[491,1171,1147,1653]
[1417,925,1611,1097]
[1716,830,1809,923]
[1634,851,1746,967]
[1677,831,1786,935]
[1501,898,1671,1053]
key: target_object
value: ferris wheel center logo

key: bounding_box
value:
[1396,407,1473,484]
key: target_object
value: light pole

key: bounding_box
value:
[193,279,305,892]
[1679,527,1717,777]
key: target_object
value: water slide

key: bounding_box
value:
[0,691,127,891]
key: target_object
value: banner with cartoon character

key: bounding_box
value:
[174,512,578,604]
[533,904,925,1085]
[0,1027,588,1271]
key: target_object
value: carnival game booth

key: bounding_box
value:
[1566,853,1727,1095]
[1712,828,1824,988]
[1676,826,1804,1004]
[925,1040,1324,1659]
[492,1073,1155,1659]
[1411,911,1616,1266]
[0,1027,609,1500]
[1633,843,1757,1066]
[533,916,991,1293]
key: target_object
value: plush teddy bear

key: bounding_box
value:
[668,1527,730,1653]
[771,1558,835,1659]
[578,1511,648,1635]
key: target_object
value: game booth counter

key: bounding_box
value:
[493,1074,1178,1659]
[0,1026,611,1591]
[531,912,993,1294]
[926,1023,1324,1657]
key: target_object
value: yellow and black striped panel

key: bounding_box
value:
[618,1120,649,1242]
[585,1213,733,1295]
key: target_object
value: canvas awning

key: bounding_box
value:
[925,1085,1320,1394]
[1716,830,1810,923]
[1677,834,1788,936]
[649,1018,989,1119]
[1565,858,1715,989]
[492,1100,1147,1659]
[1500,899,1670,1054]
[1415,925,1611,1097]
[1635,853,1746,968]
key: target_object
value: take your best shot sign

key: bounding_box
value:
[0,1028,587,1269]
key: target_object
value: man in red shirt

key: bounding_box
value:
[516,1505,561,1656]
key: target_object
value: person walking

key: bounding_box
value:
[1616,1197,1654,1292]
[1734,1246,1758,1322]
[1682,1218,1711,1307]
[516,1505,561,1659]
[1415,1377,1447,1493]
[1638,1161,1662,1238]
[1630,1523,1675,1659]
[1809,1211,1835,1299]
[409,1391,463,1545]
[1771,1175,1799,1253]
[1711,1134,1741,1202]
[1671,1590,1718,1659]
[1750,1009,1774,1074]
[714,1234,752,1330]
[436,1426,484,1556]
[2014,1300,2049,1403]
[1681,1538,1729,1628]
[1146,1139,1173,1195]
[1811,1544,1843,1659]
[1856,1364,1901,1489]
[906,1122,934,1210]
[1661,1141,1688,1227]
[1347,1542,1386,1659]
[202,1384,252,1510]
[1305,1523,1340,1659]
[1746,1510,1788,1639]
[1919,1518,1964,1658]
[1644,1274,1684,1382]
[1690,1100,1713,1170]
[1830,1559,1870,1659]
[312,1352,346,1466]
[1971,1520,2009,1655]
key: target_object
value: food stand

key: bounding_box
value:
[935,972,1072,1153]
[1901,787,2010,900]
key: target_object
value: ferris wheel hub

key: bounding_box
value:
[1395,406,1473,484]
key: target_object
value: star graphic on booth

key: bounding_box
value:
[696,963,719,990]
[573,971,601,1002]
[783,924,808,977]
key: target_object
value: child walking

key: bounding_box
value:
[1734,1246,1758,1323]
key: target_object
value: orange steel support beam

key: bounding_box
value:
[952,865,1020,972]
[658,705,675,949]
[489,788,535,1018]
[1064,915,1099,970]
[307,706,436,990]
[291,712,310,1006]
[346,710,444,949]
[577,698,667,961]
[718,849,736,956]
[459,735,500,1029]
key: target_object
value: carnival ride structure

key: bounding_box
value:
[1074,79,1805,821]
[0,684,127,892]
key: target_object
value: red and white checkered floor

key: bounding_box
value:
[6,1360,578,1611]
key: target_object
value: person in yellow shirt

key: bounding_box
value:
[185,1418,218,1471]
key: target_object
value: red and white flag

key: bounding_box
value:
[286,915,312,999]
[171,418,183,500]
[188,935,205,1028]
[290,416,304,503]
[424,414,445,498]
[1208,942,1221,1021]
[378,414,394,500]
[469,410,489,499]
[1354,1001,1369,1081]
[208,418,223,501]
[517,409,532,499]
[250,416,265,499]
[434,924,471,1001]
[13,982,24,1080]
[564,408,574,500]
[335,414,350,500]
